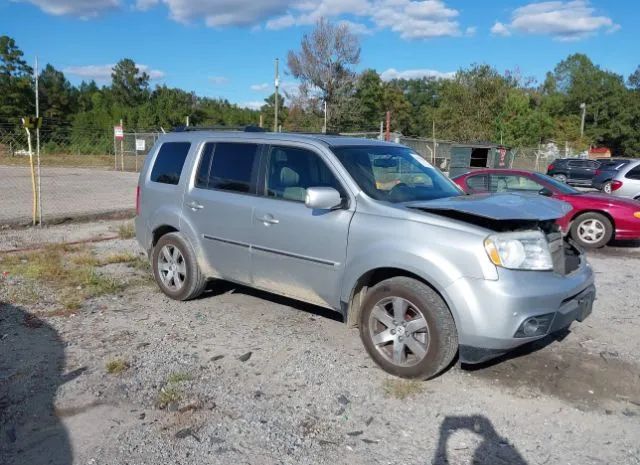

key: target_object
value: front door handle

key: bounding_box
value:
[187,201,204,211]
[257,215,279,225]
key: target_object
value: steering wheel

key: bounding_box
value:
[388,182,410,200]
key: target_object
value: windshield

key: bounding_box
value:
[332,145,462,203]
[533,173,579,194]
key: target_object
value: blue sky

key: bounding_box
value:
[1,0,637,108]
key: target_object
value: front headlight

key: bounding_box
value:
[484,230,553,271]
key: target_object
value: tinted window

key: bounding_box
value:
[626,166,640,180]
[265,146,343,202]
[150,142,191,185]
[568,160,586,168]
[466,175,488,192]
[333,145,461,203]
[533,173,578,194]
[208,143,259,193]
[600,160,629,170]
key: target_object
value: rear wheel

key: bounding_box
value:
[602,181,612,194]
[152,232,207,300]
[570,212,613,249]
[553,174,568,183]
[359,277,458,379]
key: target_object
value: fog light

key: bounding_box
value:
[514,313,554,338]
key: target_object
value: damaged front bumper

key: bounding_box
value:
[444,253,595,364]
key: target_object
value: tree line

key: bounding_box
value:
[1,23,639,156]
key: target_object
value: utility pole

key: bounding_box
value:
[432,119,436,165]
[274,58,279,132]
[385,111,391,141]
[323,101,327,134]
[579,102,586,139]
[34,56,42,226]
[186,115,190,127]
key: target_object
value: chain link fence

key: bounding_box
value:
[0,125,144,226]
[2,122,582,227]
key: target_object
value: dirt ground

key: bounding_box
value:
[1,219,639,465]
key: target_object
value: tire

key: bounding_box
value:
[359,277,458,379]
[602,181,612,194]
[553,174,567,183]
[152,232,207,300]
[570,212,613,249]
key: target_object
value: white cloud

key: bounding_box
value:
[250,83,270,92]
[16,0,119,18]
[490,21,511,36]
[63,63,165,81]
[380,68,455,81]
[240,101,265,110]
[337,20,373,35]
[493,1,619,40]
[209,76,229,85]
[138,0,469,40]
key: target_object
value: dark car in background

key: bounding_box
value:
[546,158,600,186]
[592,159,632,193]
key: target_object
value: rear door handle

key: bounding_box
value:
[257,215,279,225]
[187,201,204,211]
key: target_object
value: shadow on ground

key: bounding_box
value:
[432,415,528,464]
[199,279,344,323]
[0,302,78,465]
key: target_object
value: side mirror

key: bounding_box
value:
[305,187,343,210]
[539,187,553,197]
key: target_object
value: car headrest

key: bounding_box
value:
[280,167,300,187]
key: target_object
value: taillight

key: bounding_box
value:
[611,180,623,191]
[594,169,601,176]
[136,185,141,215]
[547,164,555,171]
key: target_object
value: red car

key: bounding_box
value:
[452,169,640,248]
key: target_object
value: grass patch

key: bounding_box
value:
[156,386,182,409]
[167,372,194,384]
[1,243,125,311]
[101,252,138,265]
[106,358,130,375]
[118,222,136,239]
[382,379,423,400]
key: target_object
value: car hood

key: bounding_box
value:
[404,193,572,221]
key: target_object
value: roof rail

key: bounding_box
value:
[171,125,268,133]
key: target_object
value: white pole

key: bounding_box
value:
[274,58,279,132]
[323,101,327,134]
[35,56,43,226]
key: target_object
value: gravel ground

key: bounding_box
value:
[0,166,137,226]
[1,220,639,465]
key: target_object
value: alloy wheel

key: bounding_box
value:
[577,218,606,245]
[157,244,186,291]
[368,297,430,367]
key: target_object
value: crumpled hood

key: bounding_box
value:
[404,193,573,221]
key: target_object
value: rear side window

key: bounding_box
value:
[150,142,191,185]
[203,142,260,193]
[626,166,640,180]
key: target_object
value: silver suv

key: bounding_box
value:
[610,159,640,200]
[136,130,595,379]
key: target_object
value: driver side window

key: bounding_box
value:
[265,146,344,203]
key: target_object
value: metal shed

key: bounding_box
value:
[448,143,512,178]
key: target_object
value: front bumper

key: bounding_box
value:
[444,259,595,364]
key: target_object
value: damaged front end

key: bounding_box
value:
[406,193,581,275]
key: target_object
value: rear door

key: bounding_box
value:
[181,141,262,284]
[249,144,354,308]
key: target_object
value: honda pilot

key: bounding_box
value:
[136,130,595,379]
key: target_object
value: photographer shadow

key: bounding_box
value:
[0,302,77,465]
[432,415,528,465]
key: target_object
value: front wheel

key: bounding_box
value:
[570,212,613,248]
[359,277,458,379]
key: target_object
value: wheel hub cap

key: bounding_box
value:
[368,297,430,367]
[157,245,186,291]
